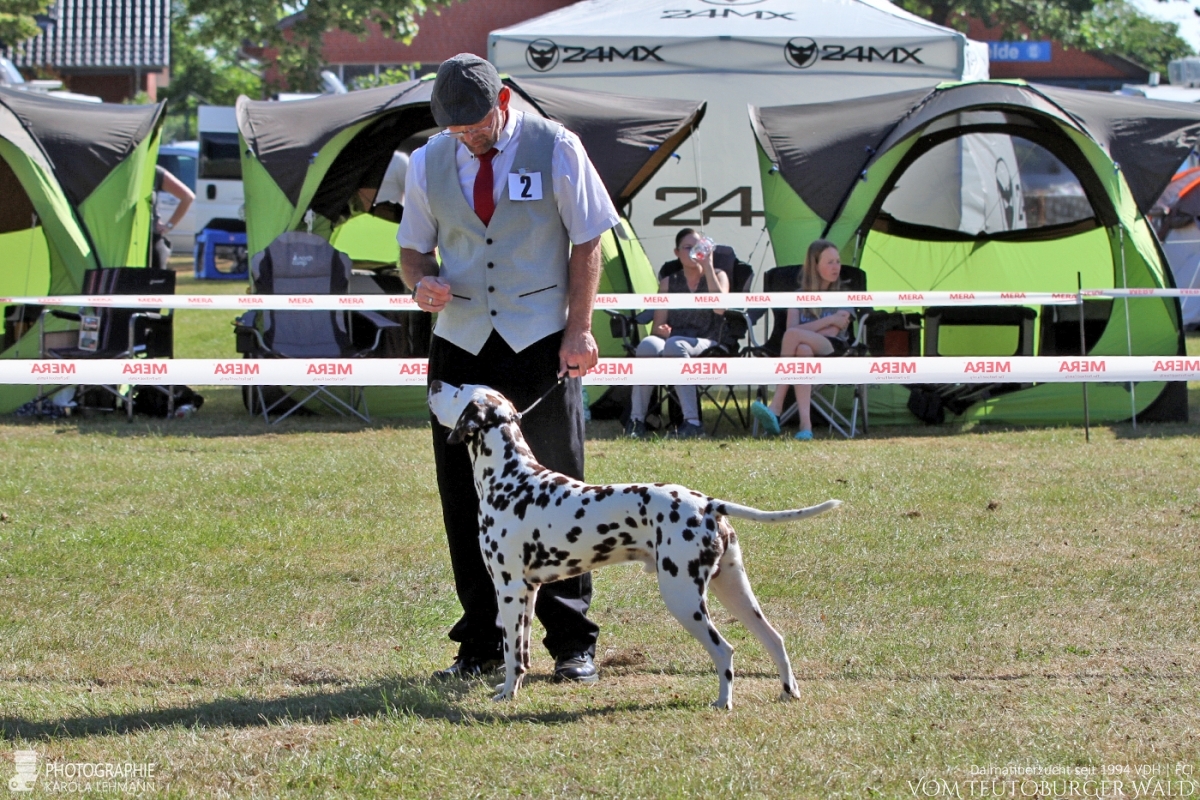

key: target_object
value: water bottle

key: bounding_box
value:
[689,235,715,261]
[174,403,196,419]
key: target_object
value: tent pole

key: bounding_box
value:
[691,127,704,236]
[1118,223,1137,429]
[1078,272,1089,443]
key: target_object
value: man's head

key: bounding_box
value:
[433,53,511,156]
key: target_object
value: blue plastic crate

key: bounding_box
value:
[193,228,249,280]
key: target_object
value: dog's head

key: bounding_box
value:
[428,381,519,445]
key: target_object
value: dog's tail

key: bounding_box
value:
[713,498,841,523]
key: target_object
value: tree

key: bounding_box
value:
[159,3,262,139]
[0,0,54,51]
[897,0,1194,79]
[895,0,1096,42]
[1071,1,1194,76]
[183,0,452,93]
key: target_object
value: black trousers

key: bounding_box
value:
[428,330,598,661]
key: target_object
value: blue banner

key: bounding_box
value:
[988,41,1052,62]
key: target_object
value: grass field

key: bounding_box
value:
[0,271,1197,797]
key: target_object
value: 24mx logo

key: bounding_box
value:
[785,38,924,68]
[525,40,664,71]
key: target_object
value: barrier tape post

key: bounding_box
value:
[1078,273,1090,442]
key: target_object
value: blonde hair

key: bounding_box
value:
[799,239,841,292]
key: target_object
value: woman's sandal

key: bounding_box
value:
[794,429,814,441]
[750,400,782,436]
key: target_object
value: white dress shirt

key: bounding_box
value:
[397,109,619,251]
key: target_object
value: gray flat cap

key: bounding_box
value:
[432,54,502,127]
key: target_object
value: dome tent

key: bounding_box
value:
[1150,166,1200,329]
[751,80,1199,426]
[237,76,705,417]
[0,87,165,413]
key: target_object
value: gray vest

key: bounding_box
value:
[426,113,571,355]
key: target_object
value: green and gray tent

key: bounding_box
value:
[0,88,165,412]
[751,80,1199,426]
[237,77,705,416]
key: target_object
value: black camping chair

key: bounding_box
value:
[905,305,1038,424]
[234,231,401,424]
[37,268,175,421]
[747,264,870,438]
[605,245,753,435]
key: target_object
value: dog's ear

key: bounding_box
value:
[447,400,487,445]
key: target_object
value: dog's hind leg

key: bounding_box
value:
[708,532,800,701]
[657,572,736,710]
[493,581,530,702]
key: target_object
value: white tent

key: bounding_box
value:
[491,0,989,273]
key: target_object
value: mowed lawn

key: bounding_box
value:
[0,272,1196,797]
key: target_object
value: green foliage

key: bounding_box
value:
[160,2,262,141]
[0,0,53,50]
[349,66,419,91]
[895,0,1095,40]
[1071,0,1195,74]
[897,0,1194,80]
[183,0,452,93]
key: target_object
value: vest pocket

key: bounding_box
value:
[518,284,559,298]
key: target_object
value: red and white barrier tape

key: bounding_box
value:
[2,288,1197,312]
[5,356,1198,387]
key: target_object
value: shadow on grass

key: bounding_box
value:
[0,676,694,740]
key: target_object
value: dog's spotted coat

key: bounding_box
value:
[428,381,840,709]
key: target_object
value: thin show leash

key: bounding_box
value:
[515,373,571,420]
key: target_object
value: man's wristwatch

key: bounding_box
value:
[164,222,174,231]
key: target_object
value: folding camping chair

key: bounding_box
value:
[905,305,1038,423]
[37,268,175,421]
[605,245,753,435]
[233,231,401,424]
[747,263,870,438]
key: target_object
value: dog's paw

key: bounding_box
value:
[492,689,515,702]
[710,699,733,711]
[780,688,801,702]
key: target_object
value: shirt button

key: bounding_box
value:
[490,310,497,317]
[487,262,494,268]
[486,238,493,245]
[488,286,495,292]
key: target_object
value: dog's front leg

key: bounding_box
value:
[521,585,538,671]
[493,581,528,702]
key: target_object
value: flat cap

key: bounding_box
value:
[432,54,502,127]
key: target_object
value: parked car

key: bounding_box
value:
[156,141,199,253]
[0,56,101,102]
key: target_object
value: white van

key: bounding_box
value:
[156,140,198,253]
[193,106,244,235]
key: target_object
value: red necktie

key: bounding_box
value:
[473,148,498,226]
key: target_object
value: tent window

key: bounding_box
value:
[0,156,35,234]
[881,133,1094,236]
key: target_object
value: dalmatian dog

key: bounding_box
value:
[427,381,840,709]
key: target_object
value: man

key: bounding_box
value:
[399,54,618,682]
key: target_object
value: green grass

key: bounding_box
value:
[0,270,1196,797]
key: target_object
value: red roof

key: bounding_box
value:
[966,18,1148,82]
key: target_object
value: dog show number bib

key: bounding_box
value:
[507,170,542,201]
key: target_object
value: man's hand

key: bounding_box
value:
[559,329,599,378]
[652,322,672,339]
[414,276,452,313]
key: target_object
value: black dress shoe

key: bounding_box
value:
[432,656,503,681]
[553,652,599,683]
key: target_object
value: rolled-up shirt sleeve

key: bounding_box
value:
[552,128,620,246]
[397,146,438,253]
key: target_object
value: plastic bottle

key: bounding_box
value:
[173,403,196,419]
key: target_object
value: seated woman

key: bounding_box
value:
[626,228,730,439]
[751,239,850,441]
